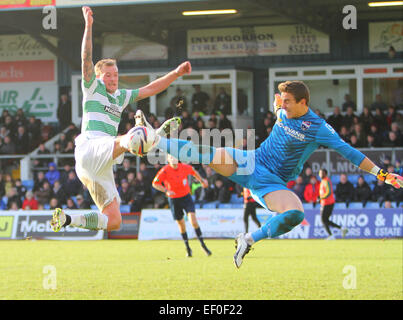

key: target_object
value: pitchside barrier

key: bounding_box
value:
[1,208,402,240]
[138,208,403,240]
[0,210,104,240]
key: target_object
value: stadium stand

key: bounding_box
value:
[0,85,402,212]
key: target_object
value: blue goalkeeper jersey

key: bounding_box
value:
[255,109,365,183]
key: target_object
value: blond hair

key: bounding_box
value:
[94,58,117,77]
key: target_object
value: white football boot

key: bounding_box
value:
[233,233,252,269]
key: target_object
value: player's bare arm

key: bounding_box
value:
[81,6,95,83]
[136,61,192,100]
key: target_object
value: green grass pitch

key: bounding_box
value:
[0,239,401,300]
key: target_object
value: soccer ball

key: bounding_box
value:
[127,126,157,157]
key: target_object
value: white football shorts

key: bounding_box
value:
[74,134,124,211]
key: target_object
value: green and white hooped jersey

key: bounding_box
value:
[81,73,139,138]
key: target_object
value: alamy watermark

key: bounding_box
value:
[342,5,357,30]
[42,6,57,30]
[342,265,357,289]
[43,265,57,290]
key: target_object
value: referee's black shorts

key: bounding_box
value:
[168,194,196,221]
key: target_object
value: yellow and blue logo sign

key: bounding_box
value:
[0,216,14,238]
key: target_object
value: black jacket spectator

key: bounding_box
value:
[384,131,401,147]
[15,126,30,154]
[290,175,306,202]
[342,94,357,111]
[191,85,210,114]
[65,124,80,142]
[373,108,388,133]
[59,164,73,185]
[339,126,351,144]
[335,174,355,205]
[354,176,372,205]
[49,198,60,210]
[64,171,82,197]
[213,179,231,203]
[15,108,27,127]
[130,172,147,211]
[218,113,233,132]
[26,116,42,148]
[33,171,49,192]
[365,134,380,148]
[237,89,248,115]
[181,110,196,130]
[7,188,22,209]
[53,180,67,205]
[3,116,16,137]
[34,143,52,168]
[343,107,356,130]
[119,180,135,205]
[15,179,27,200]
[213,87,231,115]
[359,107,374,134]
[327,107,343,133]
[61,141,75,167]
[0,136,16,154]
[66,198,78,209]
[35,181,53,206]
[370,94,388,112]
[76,194,91,209]
[117,159,135,184]
[57,133,68,150]
[372,180,400,204]
[368,124,383,146]
[57,94,72,130]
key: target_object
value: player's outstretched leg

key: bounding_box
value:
[234,190,305,269]
[135,108,216,164]
[234,210,304,268]
[135,109,181,138]
[51,208,109,232]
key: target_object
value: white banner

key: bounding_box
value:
[102,33,168,61]
[138,209,274,240]
[0,82,58,122]
[188,25,329,59]
[369,21,403,53]
[0,34,57,61]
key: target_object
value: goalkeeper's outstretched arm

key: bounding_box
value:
[359,157,403,189]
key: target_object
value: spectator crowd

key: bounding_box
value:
[0,91,402,211]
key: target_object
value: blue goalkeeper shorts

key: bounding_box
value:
[224,147,289,210]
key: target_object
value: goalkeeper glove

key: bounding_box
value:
[376,168,403,189]
[273,93,282,113]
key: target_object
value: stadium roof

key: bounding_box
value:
[0,0,401,69]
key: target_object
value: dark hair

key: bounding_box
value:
[278,81,310,105]
[320,168,328,176]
